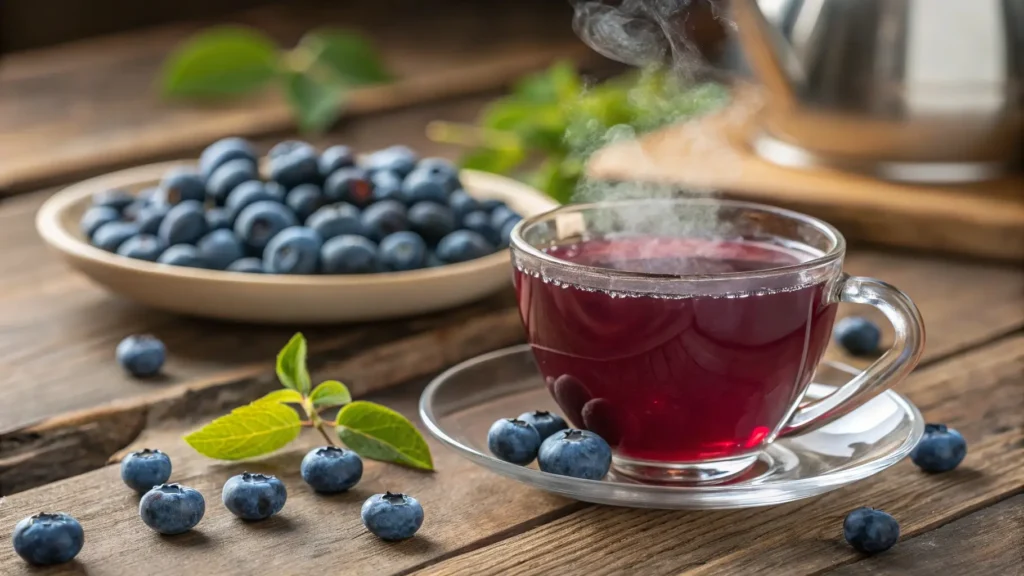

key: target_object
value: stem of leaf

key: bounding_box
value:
[426,121,520,150]
[304,398,338,447]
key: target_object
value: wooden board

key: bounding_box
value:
[587,89,1024,263]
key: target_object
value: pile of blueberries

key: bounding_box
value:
[11,446,424,566]
[80,138,523,274]
[487,410,613,481]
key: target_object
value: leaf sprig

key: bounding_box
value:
[184,333,433,471]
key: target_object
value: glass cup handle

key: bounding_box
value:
[780,275,926,437]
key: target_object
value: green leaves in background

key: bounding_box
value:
[254,389,305,405]
[309,380,352,409]
[160,26,391,133]
[184,402,302,460]
[276,333,311,394]
[336,401,434,471]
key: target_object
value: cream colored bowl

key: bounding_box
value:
[36,162,558,324]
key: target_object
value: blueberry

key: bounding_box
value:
[205,208,231,231]
[138,187,160,203]
[307,203,365,241]
[910,423,967,473]
[417,157,461,192]
[234,201,298,254]
[324,167,373,207]
[196,229,245,270]
[319,145,356,177]
[461,210,499,245]
[370,170,407,204]
[225,180,281,224]
[425,251,445,268]
[435,230,495,263]
[286,184,324,222]
[300,446,363,493]
[133,203,171,235]
[361,200,408,241]
[490,205,522,232]
[199,137,256,181]
[269,142,320,189]
[499,218,518,248]
[263,226,322,274]
[402,167,449,204]
[361,492,424,541]
[843,507,900,554]
[158,168,205,205]
[487,418,542,465]
[321,235,378,274]
[117,234,167,262]
[222,472,287,521]
[80,206,121,238]
[226,257,264,273]
[121,448,172,493]
[518,410,568,441]
[479,199,506,213]
[408,201,456,244]
[122,198,151,221]
[448,190,480,223]
[12,513,84,565]
[158,200,207,246]
[379,231,427,271]
[265,181,287,201]
[157,244,206,268]
[93,188,135,212]
[92,221,140,252]
[268,140,310,160]
[116,334,166,377]
[537,429,612,480]
[834,316,881,356]
[206,158,258,206]
[139,483,205,535]
[365,145,418,177]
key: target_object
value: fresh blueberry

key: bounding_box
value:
[222,472,287,521]
[268,140,309,160]
[226,257,264,273]
[843,507,900,554]
[910,423,967,473]
[265,181,287,201]
[199,137,257,181]
[93,188,135,212]
[269,142,320,189]
[12,513,84,565]
[425,251,445,268]
[490,205,522,232]
[205,208,231,231]
[319,145,355,177]
[365,145,418,177]
[80,206,121,238]
[324,167,373,207]
[121,448,172,493]
[361,492,424,541]
[834,316,881,356]
[138,187,160,203]
[225,180,281,224]
[158,200,207,246]
[196,229,245,270]
[321,235,378,274]
[286,184,324,222]
[122,198,151,221]
[133,203,171,235]
[206,158,258,206]
[307,203,364,241]
[461,210,499,245]
[116,334,166,377]
[157,244,206,268]
[408,202,456,244]
[117,234,167,262]
[234,201,298,254]
[263,226,322,274]
[448,190,480,223]
[360,200,408,241]
[435,230,495,263]
[538,429,612,480]
[417,157,461,192]
[92,221,140,252]
[499,218,518,248]
[487,418,542,465]
[139,483,205,535]
[518,411,569,441]
[158,168,205,205]
[300,446,363,493]
[479,199,506,213]
[370,170,407,204]
[402,167,449,204]
[379,231,427,271]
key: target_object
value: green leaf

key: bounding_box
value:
[161,26,279,99]
[513,61,580,104]
[184,402,302,460]
[459,145,525,175]
[310,380,352,409]
[336,401,433,470]
[253,389,305,405]
[276,333,311,394]
[281,70,345,134]
[296,29,391,85]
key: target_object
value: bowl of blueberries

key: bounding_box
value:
[36,138,557,323]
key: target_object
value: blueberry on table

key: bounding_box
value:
[205,208,231,232]
[307,203,365,241]
[197,229,245,270]
[379,231,427,271]
[911,423,967,473]
[158,168,205,205]
[263,226,323,275]
[80,205,120,238]
[487,418,542,465]
[319,145,356,177]
[324,167,373,207]
[226,257,264,273]
[490,205,522,232]
[435,230,495,263]
[518,410,568,441]
[133,203,171,235]
[92,221,140,252]
[222,472,287,521]
[448,190,480,223]
[92,188,135,212]
[321,235,379,274]
[158,200,207,246]
[139,483,205,535]
[225,180,281,224]
[121,448,172,493]
[157,244,206,268]
[461,210,499,245]
[361,200,409,241]
[417,157,461,192]
[834,316,881,356]
[538,429,612,480]
[117,334,166,377]
[301,446,363,493]
[199,137,256,181]
[402,167,449,204]
[408,201,456,245]
[361,492,424,541]
[269,142,320,189]
[12,513,84,565]
[206,158,258,206]
[117,234,167,262]
[365,145,418,178]
[286,184,324,222]
[843,507,899,554]
[234,201,298,254]
[370,170,407,204]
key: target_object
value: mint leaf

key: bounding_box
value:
[310,380,352,409]
[276,333,311,394]
[298,29,391,85]
[161,26,278,99]
[336,401,433,470]
[460,145,525,175]
[184,402,302,460]
[281,70,345,134]
[253,389,305,405]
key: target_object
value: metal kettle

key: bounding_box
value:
[731,0,1023,183]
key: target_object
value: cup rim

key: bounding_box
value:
[509,197,846,283]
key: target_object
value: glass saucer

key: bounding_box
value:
[419,345,924,510]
